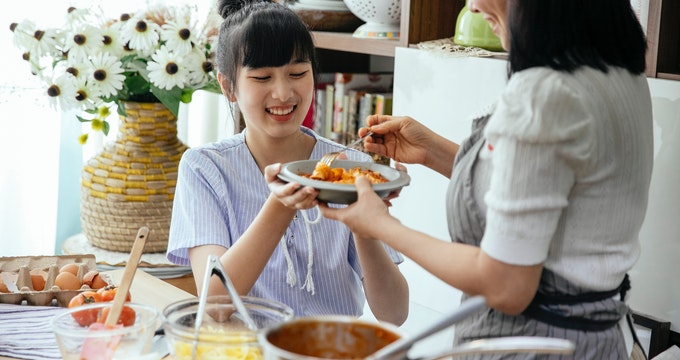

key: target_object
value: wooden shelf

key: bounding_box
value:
[312,32,402,57]
[645,0,680,79]
[311,0,464,59]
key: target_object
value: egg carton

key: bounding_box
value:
[0,255,112,307]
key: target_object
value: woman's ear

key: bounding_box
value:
[217,72,237,102]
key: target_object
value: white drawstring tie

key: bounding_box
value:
[279,206,322,294]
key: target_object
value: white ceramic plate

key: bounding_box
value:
[278,159,410,204]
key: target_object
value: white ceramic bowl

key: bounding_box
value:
[51,302,160,360]
[277,159,410,204]
[342,0,401,39]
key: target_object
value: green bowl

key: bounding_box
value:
[453,6,503,52]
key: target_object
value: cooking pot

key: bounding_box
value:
[258,296,575,360]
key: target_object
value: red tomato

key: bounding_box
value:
[67,291,102,327]
[97,305,136,327]
[97,286,131,302]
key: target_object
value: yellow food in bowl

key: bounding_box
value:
[169,328,262,360]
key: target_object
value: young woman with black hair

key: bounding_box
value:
[320,0,652,357]
[166,0,408,325]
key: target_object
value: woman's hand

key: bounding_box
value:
[361,115,460,178]
[319,176,399,240]
[264,163,319,210]
[361,115,433,166]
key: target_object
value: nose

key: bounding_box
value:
[271,76,293,102]
[468,0,480,13]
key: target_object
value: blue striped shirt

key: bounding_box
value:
[167,127,402,317]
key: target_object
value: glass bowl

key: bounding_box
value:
[162,295,293,360]
[51,302,160,360]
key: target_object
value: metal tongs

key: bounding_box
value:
[192,255,258,358]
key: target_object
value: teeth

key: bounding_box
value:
[268,106,295,115]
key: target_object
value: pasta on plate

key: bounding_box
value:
[303,162,389,184]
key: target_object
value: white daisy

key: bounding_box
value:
[87,53,125,98]
[120,13,161,53]
[31,28,61,60]
[161,20,195,56]
[72,77,102,112]
[62,25,102,62]
[100,25,126,58]
[147,45,188,90]
[184,46,214,87]
[10,20,36,50]
[46,73,78,111]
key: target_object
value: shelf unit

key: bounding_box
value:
[311,0,679,81]
[645,0,680,80]
[312,0,464,58]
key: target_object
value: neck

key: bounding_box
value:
[245,129,315,172]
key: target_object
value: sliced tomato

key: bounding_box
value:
[68,291,102,327]
[97,305,136,327]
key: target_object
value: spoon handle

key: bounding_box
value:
[105,227,148,326]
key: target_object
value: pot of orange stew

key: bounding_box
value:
[258,316,405,360]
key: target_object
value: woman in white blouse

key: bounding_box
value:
[320,0,652,358]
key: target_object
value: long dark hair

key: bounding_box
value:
[507,0,647,75]
[215,0,318,92]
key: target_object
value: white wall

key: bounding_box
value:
[388,47,680,357]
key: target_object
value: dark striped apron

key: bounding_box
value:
[446,114,639,359]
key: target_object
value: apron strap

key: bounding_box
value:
[522,274,631,331]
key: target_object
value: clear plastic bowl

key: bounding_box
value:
[162,295,293,360]
[51,302,160,360]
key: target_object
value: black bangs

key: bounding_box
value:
[241,9,316,69]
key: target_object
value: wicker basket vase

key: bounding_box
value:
[80,101,188,253]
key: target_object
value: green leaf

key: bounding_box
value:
[150,84,182,116]
[102,120,110,136]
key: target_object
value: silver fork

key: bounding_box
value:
[320,131,374,166]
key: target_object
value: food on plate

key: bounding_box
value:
[303,162,389,184]
[55,271,81,290]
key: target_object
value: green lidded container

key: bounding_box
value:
[453,4,503,52]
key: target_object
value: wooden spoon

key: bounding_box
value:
[105,226,148,326]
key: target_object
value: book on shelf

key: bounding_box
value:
[330,72,393,144]
[374,93,393,115]
[312,73,335,138]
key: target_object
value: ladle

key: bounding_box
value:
[192,255,258,358]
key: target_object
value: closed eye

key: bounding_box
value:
[290,70,309,78]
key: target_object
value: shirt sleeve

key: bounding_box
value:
[166,148,232,265]
[480,68,594,265]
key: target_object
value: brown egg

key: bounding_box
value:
[59,263,79,276]
[30,273,46,291]
[82,270,107,289]
[0,277,8,293]
[55,271,81,290]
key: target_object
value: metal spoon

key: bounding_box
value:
[192,255,258,358]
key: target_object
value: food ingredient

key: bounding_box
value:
[55,271,81,290]
[67,286,135,327]
[172,330,261,360]
[60,263,80,276]
[304,162,389,184]
[68,291,103,326]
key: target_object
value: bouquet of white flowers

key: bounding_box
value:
[10,3,222,143]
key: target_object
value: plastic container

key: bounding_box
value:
[51,302,160,360]
[453,4,503,51]
[162,295,293,360]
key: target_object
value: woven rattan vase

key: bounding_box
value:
[80,101,188,253]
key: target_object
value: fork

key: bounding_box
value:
[320,131,374,166]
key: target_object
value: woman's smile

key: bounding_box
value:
[267,105,297,121]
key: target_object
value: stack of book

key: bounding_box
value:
[313,72,394,145]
